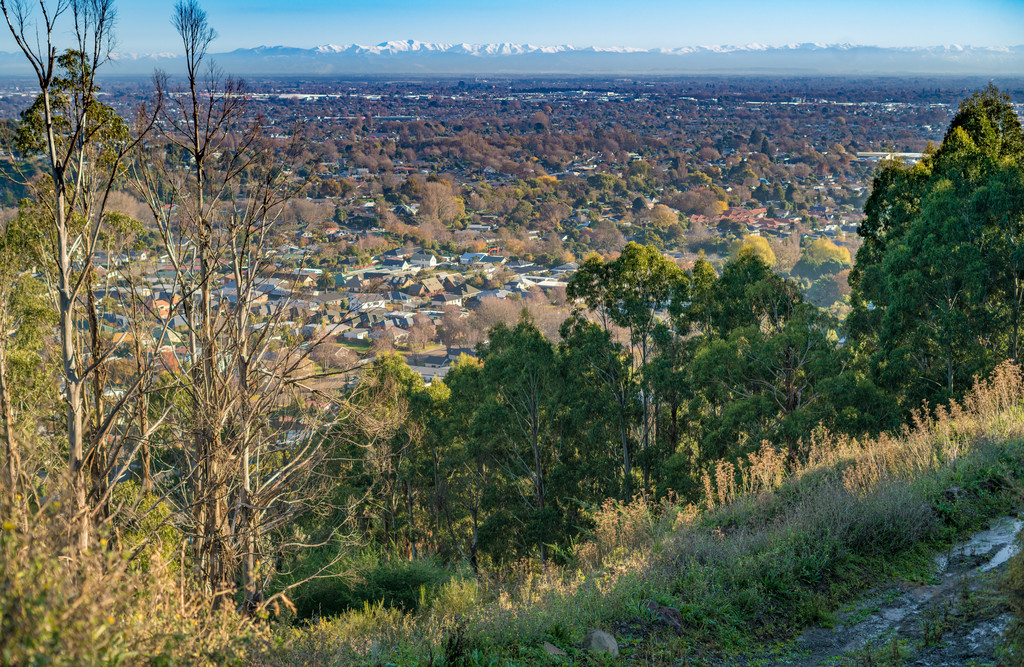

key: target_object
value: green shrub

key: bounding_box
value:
[288,550,462,619]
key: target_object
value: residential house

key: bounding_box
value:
[447,347,475,363]
[407,364,449,386]
[385,312,417,329]
[342,328,369,341]
[403,277,444,298]
[358,309,387,330]
[314,291,349,308]
[456,284,480,299]
[338,275,363,291]
[422,277,444,294]
[417,353,450,368]
[287,300,321,320]
[370,320,409,344]
[382,257,410,271]
[507,259,535,274]
[386,291,418,306]
[432,293,463,308]
[145,298,171,320]
[348,293,387,311]
[410,253,437,269]
[466,289,513,306]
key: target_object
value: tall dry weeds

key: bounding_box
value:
[701,361,1024,508]
[0,500,263,666]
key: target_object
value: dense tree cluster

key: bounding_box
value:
[850,85,1024,406]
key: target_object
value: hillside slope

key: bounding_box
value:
[264,363,1024,665]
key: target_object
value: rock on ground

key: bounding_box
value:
[583,628,619,657]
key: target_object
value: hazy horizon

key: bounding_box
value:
[0,0,1021,56]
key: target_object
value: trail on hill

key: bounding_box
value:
[777,515,1020,666]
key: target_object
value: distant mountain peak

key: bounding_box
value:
[42,41,1024,76]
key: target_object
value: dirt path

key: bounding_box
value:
[778,515,1021,666]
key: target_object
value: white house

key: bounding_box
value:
[410,253,437,269]
[348,293,387,311]
[342,328,369,341]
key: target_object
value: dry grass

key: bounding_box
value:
[702,361,1024,509]
[0,496,265,666]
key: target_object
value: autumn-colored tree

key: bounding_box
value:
[419,181,465,225]
[648,203,679,229]
[729,235,777,267]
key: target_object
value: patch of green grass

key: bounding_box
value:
[919,598,954,646]
[839,635,911,666]
[842,600,882,627]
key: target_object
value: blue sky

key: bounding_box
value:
[17,0,1024,53]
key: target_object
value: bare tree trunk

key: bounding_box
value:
[241,442,259,613]
[133,335,152,492]
[1013,270,1021,365]
[86,272,113,525]
[669,400,679,453]
[59,231,89,552]
[620,416,631,500]
[0,339,19,512]
[531,410,546,564]
[469,503,479,576]
[640,338,654,496]
[405,480,417,560]
[237,304,261,613]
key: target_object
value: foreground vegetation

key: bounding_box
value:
[4,362,1023,665]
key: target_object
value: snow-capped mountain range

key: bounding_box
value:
[3,41,1023,76]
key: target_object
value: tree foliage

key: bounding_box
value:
[850,84,1024,407]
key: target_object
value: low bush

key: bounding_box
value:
[287,548,466,620]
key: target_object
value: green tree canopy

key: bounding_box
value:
[793,238,851,280]
[849,85,1024,407]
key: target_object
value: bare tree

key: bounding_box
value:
[468,296,521,343]
[769,234,802,276]
[408,313,436,362]
[309,341,357,370]
[126,0,347,612]
[439,304,467,353]
[0,0,160,549]
[418,180,464,225]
